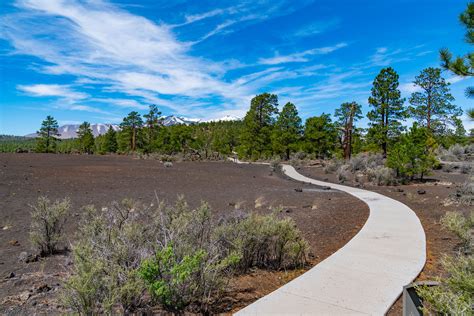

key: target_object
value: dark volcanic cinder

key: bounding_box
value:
[0,154,368,314]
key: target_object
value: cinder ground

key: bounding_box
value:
[0,154,368,314]
[300,165,471,315]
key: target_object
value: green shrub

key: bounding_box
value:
[217,212,308,271]
[441,211,473,252]
[63,197,309,314]
[63,200,151,314]
[416,255,474,315]
[29,196,69,256]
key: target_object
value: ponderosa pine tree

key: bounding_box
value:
[143,104,162,153]
[272,102,302,160]
[103,125,117,153]
[120,111,143,152]
[239,93,278,159]
[387,123,437,181]
[440,2,473,99]
[367,67,406,157]
[408,67,461,134]
[334,102,363,160]
[76,122,94,154]
[36,115,60,153]
[303,114,337,159]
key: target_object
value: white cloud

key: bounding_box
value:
[399,82,421,95]
[447,75,465,84]
[258,43,347,65]
[294,18,340,37]
[17,84,88,100]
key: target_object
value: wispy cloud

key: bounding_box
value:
[258,42,348,65]
[17,84,88,101]
[294,18,340,37]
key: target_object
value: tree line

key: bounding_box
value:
[34,66,468,162]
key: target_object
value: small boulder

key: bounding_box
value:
[417,189,426,195]
[19,291,30,302]
[6,272,15,279]
[294,188,303,192]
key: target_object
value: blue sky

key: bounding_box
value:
[0,0,472,135]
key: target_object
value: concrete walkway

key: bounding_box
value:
[236,164,426,315]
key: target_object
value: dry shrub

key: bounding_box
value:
[29,196,69,256]
[269,159,282,172]
[163,161,173,168]
[416,255,474,315]
[336,164,352,183]
[63,197,309,314]
[442,163,456,173]
[460,163,472,174]
[63,200,153,314]
[455,182,474,206]
[448,144,466,159]
[324,159,343,174]
[441,211,473,251]
[366,166,398,186]
[216,211,308,271]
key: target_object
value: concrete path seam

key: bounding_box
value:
[235,163,426,316]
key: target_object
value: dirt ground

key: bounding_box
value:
[299,164,472,315]
[0,154,368,314]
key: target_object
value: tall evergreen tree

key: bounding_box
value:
[440,2,474,131]
[303,114,337,159]
[408,67,461,134]
[440,2,473,98]
[76,121,95,154]
[103,125,118,153]
[120,111,143,152]
[36,115,60,153]
[367,67,406,156]
[239,93,278,159]
[334,101,363,160]
[272,102,302,160]
[143,104,162,153]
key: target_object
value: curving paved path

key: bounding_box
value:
[236,164,426,315]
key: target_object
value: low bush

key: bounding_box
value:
[29,196,69,256]
[269,159,282,172]
[448,144,466,160]
[416,255,474,315]
[442,163,456,173]
[440,211,473,252]
[323,159,343,174]
[455,182,474,206]
[63,200,152,314]
[460,163,472,174]
[216,211,308,271]
[366,166,398,186]
[336,164,352,183]
[63,197,308,314]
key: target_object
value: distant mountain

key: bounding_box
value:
[26,124,119,139]
[24,115,241,139]
[206,115,241,122]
